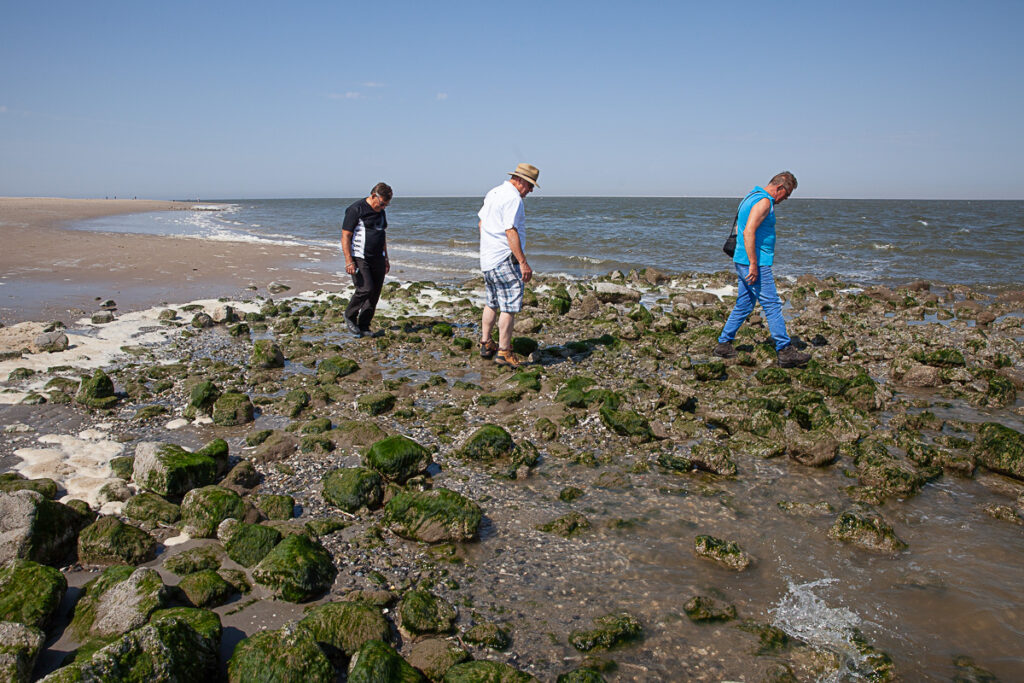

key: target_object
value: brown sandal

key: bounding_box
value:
[479,339,498,359]
[494,349,522,368]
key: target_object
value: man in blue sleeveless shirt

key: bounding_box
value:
[714,171,810,368]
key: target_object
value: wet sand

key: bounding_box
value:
[0,197,345,325]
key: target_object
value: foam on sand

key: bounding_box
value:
[13,428,125,510]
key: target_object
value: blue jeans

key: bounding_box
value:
[718,263,791,351]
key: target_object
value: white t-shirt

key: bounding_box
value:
[478,181,526,271]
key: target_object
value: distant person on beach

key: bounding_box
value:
[714,171,811,368]
[477,163,540,367]
[341,182,392,337]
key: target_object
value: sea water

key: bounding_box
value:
[67,197,1024,289]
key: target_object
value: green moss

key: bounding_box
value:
[225,523,283,568]
[464,622,511,650]
[212,391,255,426]
[912,347,965,367]
[0,559,67,629]
[364,435,431,482]
[251,339,285,369]
[258,494,295,520]
[556,668,606,683]
[975,422,1024,480]
[164,545,222,575]
[348,639,426,683]
[322,467,384,512]
[683,595,736,623]
[694,361,726,381]
[150,606,223,644]
[535,417,558,441]
[180,486,245,538]
[460,424,514,461]
[399,590,456,635]
[77,516,157,566]
[299,601,391,658]
[317,355,359,382]
[0,473,58,498]
[829,511,908,553]
[228,626,334,683]
[568,612,642,652]
[252,534,337,602]
[384,488,483,543]
[136,443,218,498]
[123,492,180,526]
[75,369,119,409]
[178,569,235,608]
[537,512,591,538]
[444,660,537,682]
[693,535,752,570]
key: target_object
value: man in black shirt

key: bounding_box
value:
[341,182,392,337]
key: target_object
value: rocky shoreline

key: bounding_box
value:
[2,268,1023,681]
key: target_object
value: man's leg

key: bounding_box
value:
[498,312,515,351]
[481,305,497,342]
[754,265,791,351]
[718,264,756,344]
[345,257,371,331]
[356,258,387,331]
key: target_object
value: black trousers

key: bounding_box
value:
[345,256,387,330]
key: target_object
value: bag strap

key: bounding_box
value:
[727,190,763,238]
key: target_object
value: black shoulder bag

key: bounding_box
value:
[722,191,758,258]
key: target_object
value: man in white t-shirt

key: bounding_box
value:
[477,163,540,367]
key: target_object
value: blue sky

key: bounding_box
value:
[1,0,1021,199]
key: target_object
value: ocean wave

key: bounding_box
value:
[389,244,479,260]
[918,220,929,226]
[872,243,896,250]
[566,254,607,264]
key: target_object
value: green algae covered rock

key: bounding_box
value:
[180,485,245,538]
[459,424,515,461]
[178,569,235,608]
[444,660,538,682]
[364,435,433,483]
[556,668,606,683]
[0,620,45,683]
[358,391,397,416]
[322,467,384,513]
[568,612,643,652]
[975,422,1024,480]
[75,369,119,409]
[299,601,391,658]
[683,595,737,623]
[0,559,67,630]
[251,339,285,369]
[163,545,222,575]
[212,391,255,426]
[318,355,360,383]
[252,534,336,602]
[132,441,218,498]
[349,639,426,683]
[149,606,222,647]
[123,492,180,527]
[257,493,294,520]
[912,347,965,367]
[384,488,483,543]
[598,405,655,443]
[828,511,908,553]
[184,380,220,419]
[537,512,591,538]
[398,590,456,636]
[688,441,738,476]
[0,490,91,567]
[754,366,791,385]
[228,625,334,683]
[77,516,157,566]
[0,473,58,498]
[694,535,752,571]
[42,616,218,683]
[464,622,511,650]
[408,638,469,681]
[694,361,727,382]
[71,566,168,640]
[225,523,282,568]
[852,441,926,499]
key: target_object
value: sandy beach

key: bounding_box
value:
[0,198,345,325]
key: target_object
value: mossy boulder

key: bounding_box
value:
[694,361,727,381]
[511,336,540,357]
[178,569,236,608]
[70,566,169,639]
[384,488,483,543]
[184,380,220,418]
[853,442,926,499]
[407,638,469,681]
[77,516,158,566]
[0,490,91,567]
[251,339,285,369]
[228,624,334,683]
[212,391,255,426]
[568,612,643,652]
[299,601,391,659]
[463,622,511,650]
[912,347,965,367]
[149,606,222,647]
[444,660,538,682]
[348,639,426,683]
[556,668,606,683]
[598,405,655,443]
[358,391,397,416]
[75,369,119,409]
[537,512,591,538]
[398,590,456,635]
[318,355,360,383]
[683,595,737,623]
[180,486,246,538]
[459,424,514,461]
[43,616,218,683]
[123,492,181,527]
[322,467,384,513]
[364,435,432,483]
[693,535,752,570]
[257,494,295,520]
[829,511,908,553]
[225,523,283,568]
[0,473,58,498]
[975,422,1024,480]
[0,620,45,683]
[0,559,67,630]
[252,534,337,602]
[132,441,218,498]
[688,441,738,476]
[163,545,222,575]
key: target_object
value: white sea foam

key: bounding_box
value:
[918,220,928,226]
[872,243,896,250]
[13,430,125,509]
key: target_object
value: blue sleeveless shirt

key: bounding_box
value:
[732,186,776,267]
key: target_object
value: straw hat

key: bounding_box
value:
[508,163,540,188]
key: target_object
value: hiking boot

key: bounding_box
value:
[713,341,737,359]
[494,349,523,368]
[479,339,498,359]
[345,316,363,337]
[777,344,811,368]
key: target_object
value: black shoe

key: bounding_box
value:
[713,341,737,359]
[777,344,811,368]
[345,316,363,337]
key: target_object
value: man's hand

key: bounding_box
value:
[384,258,390,275]
[520,261,532,283]
[345,262,356,275]
[744,265,758,285]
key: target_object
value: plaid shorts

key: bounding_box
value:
[483,256,524,313]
